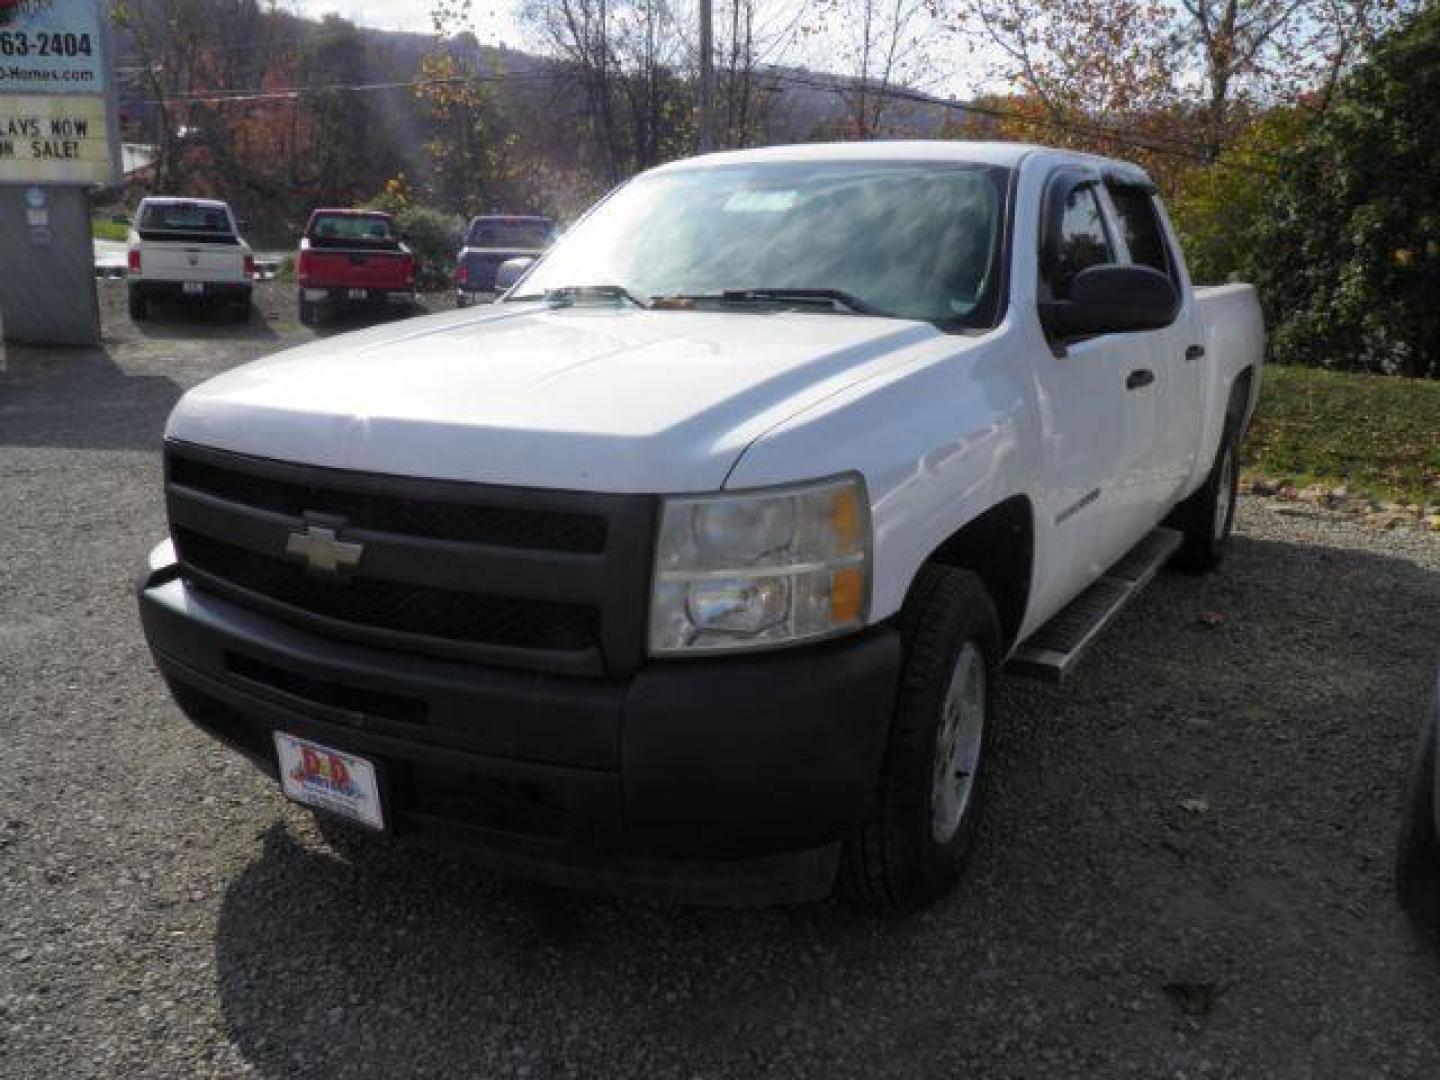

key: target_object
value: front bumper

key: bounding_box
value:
[137,550,900,903]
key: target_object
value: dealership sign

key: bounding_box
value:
[0,0,117,184]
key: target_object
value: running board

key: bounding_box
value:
[1006,527,1182,683]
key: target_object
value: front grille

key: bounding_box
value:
[170,455,606,554]
[177,528,599,652]
[164,443,655,676]
[225,652,429,726]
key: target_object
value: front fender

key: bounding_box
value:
[724,331,1036,623]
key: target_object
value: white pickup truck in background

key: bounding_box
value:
[137,142,1263,911]
[127,197,255,321]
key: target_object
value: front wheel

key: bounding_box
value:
[840,565,1001,913]
[1170,431,1239,573]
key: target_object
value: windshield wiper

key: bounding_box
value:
[652,288,891,317]
[519,284,650,309]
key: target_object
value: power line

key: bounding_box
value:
[122,69,562,107]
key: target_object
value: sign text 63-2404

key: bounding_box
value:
[0,31,95,58]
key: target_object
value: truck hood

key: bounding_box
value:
[167,304,954,492]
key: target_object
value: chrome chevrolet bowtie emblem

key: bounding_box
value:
[286,522,364,576]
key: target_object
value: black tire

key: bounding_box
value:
[230,296,253,323]
[128,288,148,322]
[1170,428,1240,573]
[1398,709,1440,923]
[455,292,471,309]
[298,293,320,327]
[840,565,1002,913]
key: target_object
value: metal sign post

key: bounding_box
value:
[0,0,120,346]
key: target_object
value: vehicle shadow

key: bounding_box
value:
[0,343,183,453]
[310,302,432,339]
[128,299,280,343]
[210,522,1440,1077]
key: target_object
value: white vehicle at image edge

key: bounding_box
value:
[127,197,255,321]
[136,142,1264,912]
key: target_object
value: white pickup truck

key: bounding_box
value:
[127,197,255,321]
[137,142,1263,911]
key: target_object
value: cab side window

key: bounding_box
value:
[1042,185,1113,300]
[1108,185,1175,279]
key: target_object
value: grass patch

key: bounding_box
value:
[92,219,130,242]
[1242,364,1440,505]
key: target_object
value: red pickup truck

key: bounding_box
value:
[296,209,417,326]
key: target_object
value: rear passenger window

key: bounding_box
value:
[1108,185,1174,278]
[1043,185,1113,299]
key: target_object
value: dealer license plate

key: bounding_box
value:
[347,288,367,300]
[182,281,204,296]
[274,733,384,830]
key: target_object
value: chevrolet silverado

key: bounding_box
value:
[137,142,1264,911]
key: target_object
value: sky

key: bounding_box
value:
[286,0,584,45]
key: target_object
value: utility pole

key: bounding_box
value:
[698,0,715,152]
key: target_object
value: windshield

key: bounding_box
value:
[469,220,554,248]
[139,202,233,235]
[309,213,396,243]
[513,162,1010,329]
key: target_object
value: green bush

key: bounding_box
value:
[367,186,462,291]
[393,205,463,291]
[1246,5,1440,379]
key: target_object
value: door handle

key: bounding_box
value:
[1185,344,1206,361]
[1126,369,1155,391]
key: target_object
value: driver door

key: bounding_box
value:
[1028,171,1144,603]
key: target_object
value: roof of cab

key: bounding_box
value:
[138,196,231,208]
[307,208,394,218]
[652,140,1153,186]
[468,214,554,224]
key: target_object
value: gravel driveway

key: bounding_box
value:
[3,285,1439,1078]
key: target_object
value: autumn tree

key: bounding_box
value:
[947,0,1413,162]
[1173,0,1406,156]
[418,0,512,215]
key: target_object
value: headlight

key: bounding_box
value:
[649,475,871,654]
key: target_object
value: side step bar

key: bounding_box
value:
[1006,527,1182,683]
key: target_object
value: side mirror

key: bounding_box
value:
[1039,264,1179,340]
[494,256,536,292]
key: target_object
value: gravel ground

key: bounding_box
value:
[3,284,1439,1078]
